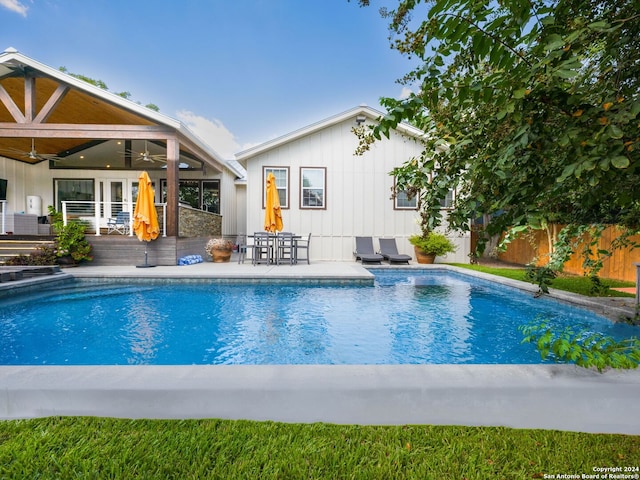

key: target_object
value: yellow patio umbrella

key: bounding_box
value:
[264,172,283,233]
[133,171,159,267]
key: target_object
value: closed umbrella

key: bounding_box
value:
[133,171,159,267]
[264,172,283,233]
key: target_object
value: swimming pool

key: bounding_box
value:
[0,269,636,365]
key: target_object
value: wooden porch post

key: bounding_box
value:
[165,137,180,237]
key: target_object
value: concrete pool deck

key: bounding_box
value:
[0,260,639,434]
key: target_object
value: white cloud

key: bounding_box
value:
[176,110,241,160]
[0,0,28,16]
[399,87,414,100]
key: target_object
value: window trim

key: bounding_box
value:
[393,178,418,210]
[159,178,221,214]
[439,189,455,209]
[262,166,290,209]
[54,178,95,212]
[299,167,327,210]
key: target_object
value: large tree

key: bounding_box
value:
[356,0,639,268]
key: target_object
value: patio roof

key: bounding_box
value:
[0,48,227,173]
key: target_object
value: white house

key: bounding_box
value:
[236,105,471,262]
[1,49,469,266]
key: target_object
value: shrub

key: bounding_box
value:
[4,245,57,266]
[409,232,457,256]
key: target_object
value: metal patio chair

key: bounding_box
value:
[294,233,311,265]
[106,211,130,235]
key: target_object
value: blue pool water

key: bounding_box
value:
[0,269,637,365]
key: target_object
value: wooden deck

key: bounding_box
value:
[0,234,215,267]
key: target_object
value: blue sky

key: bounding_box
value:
[1,0,416,158]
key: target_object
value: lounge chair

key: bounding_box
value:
[106,211,130,235]
[354,236,383,264]
[378,238,412,264]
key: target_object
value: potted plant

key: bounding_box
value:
[205,237,234,263]
[409,231,456,264]
[48,206,93,265]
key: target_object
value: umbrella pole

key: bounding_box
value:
[136,241,155,268]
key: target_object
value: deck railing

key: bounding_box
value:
[61,201,167,237]
[0,200,6,235]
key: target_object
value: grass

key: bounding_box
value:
[450,263,636,297]
[0,417,638,479]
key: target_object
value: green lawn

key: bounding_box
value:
[0,417,638,479]
[450,263,636,298]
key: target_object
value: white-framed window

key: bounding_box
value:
[394,190,417,209]
[393,177,418,210]
[439,189,455,209]
[300,167,326,209]
[392,182,454,210]
[263,167,289,209]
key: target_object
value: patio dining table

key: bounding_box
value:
[248,233,301,265]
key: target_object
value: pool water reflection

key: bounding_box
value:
[0,270,636,365]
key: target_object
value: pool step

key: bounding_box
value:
[0,265,61,282]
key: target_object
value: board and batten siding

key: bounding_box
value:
[244,116,470,262]
[220,168,246,241]
[0,158,52,214]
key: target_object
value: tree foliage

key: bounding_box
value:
[356,0,639,257]
[520,320,640,371]
[59,66,160,112]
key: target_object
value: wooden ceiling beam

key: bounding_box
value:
[24,75,35,122]
[0,83,25,123]
[33,83,69,123]
[0,123,175,139]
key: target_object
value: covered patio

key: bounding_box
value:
[0,49,241,265]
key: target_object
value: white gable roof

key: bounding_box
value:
[235,105,425,162]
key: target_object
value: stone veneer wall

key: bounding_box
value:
[178,205,222,238]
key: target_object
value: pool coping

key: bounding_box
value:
[1,261,638,434]
[1,364,639,434]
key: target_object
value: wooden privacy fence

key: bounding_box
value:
[492,225,640,283]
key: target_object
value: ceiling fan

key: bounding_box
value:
[0,139,65,162]
[121,140,167,164]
